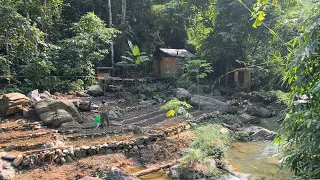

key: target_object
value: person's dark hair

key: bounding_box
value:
[101,100,106,104]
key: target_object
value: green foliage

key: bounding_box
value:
[163,71,179,87]
[259,1,320,178]
[121,40,149,65]
[210,114,240,125]
[182,59,212,109]
[161,99,192,119]
[182,60,213,83]
[180,124,232,175]
[129,84,156,97]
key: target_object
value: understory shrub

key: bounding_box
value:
[180,124,232,176]
[128,84,156,97]
[209,114,240,125]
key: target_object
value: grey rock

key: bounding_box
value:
[74,147,87,158]
[106,149,114,154]
[135,138,145,146]
[88,147,97,155]
[35,99,83,127]
[22,107,37,118]
[240,126,277,141]
[78,101,92,111]
[40,109,74,127]
[4,145,15,152]
[176,88,191,100]
[21,157,31,167]
[246,105,272,118]
[87,85,104,97]
[65,155,74,163]
[190,95,231,111]
[240,113,261,124]
[1,155,16,161]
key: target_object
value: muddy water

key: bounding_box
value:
[124,166,170,180]
[227,141,290,179]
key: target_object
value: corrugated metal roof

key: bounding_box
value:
[160,48,193,58]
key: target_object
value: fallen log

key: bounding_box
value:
[132,160,178,177]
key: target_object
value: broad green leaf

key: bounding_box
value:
[258,11,266,21]
[252,18,262,28]
[133,45,140,56]
[121,56,133,62]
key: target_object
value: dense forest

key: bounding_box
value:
[0,0,319,179]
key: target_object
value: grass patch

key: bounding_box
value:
[180,123,233,176]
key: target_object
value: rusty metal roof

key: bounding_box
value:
[160,48,193,58]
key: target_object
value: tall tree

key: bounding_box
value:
[108,0,114,69]
[120,0,127,60]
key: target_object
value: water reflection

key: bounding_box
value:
[227,141,290,179]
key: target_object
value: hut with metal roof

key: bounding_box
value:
[153,48,193,75]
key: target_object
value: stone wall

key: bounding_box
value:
[10,123,192,169]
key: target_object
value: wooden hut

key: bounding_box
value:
[233,68,252,90]
[153,48,193,75]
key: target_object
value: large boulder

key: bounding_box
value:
[190,95,231,111]
[239,113,261,124]
[245,105,272,118]
[87,85,104,97]
[0,93,30,116]
[240,126,277,141]
[78,100,92,111]
[39,109,74,127]
[176,88,191,100]
[35,99,83,127]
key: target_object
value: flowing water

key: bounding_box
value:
[124,166,169,180]
[125,117,289,179]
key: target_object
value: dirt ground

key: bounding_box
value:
[15,131,195,180]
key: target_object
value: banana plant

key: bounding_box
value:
[121,40,149,79]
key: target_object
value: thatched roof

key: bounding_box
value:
[159,48,193,58]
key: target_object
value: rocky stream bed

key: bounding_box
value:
[0,85,287,180]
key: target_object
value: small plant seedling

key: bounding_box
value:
[161,99,193,119]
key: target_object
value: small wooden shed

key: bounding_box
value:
[153,48,193,75]
[233,68,252,90]
[95,67,113,80]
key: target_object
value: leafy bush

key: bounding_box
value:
[69,79,85,91]
[163,71,179,87]
[161,99,192,119]
[180,124,232,175]
[209,114,240,125]
[129,84,156,97]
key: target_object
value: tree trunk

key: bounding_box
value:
[120,0,127,58]
[108,0,114,71]
[225,64,229,95]
[197,74,200,110]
